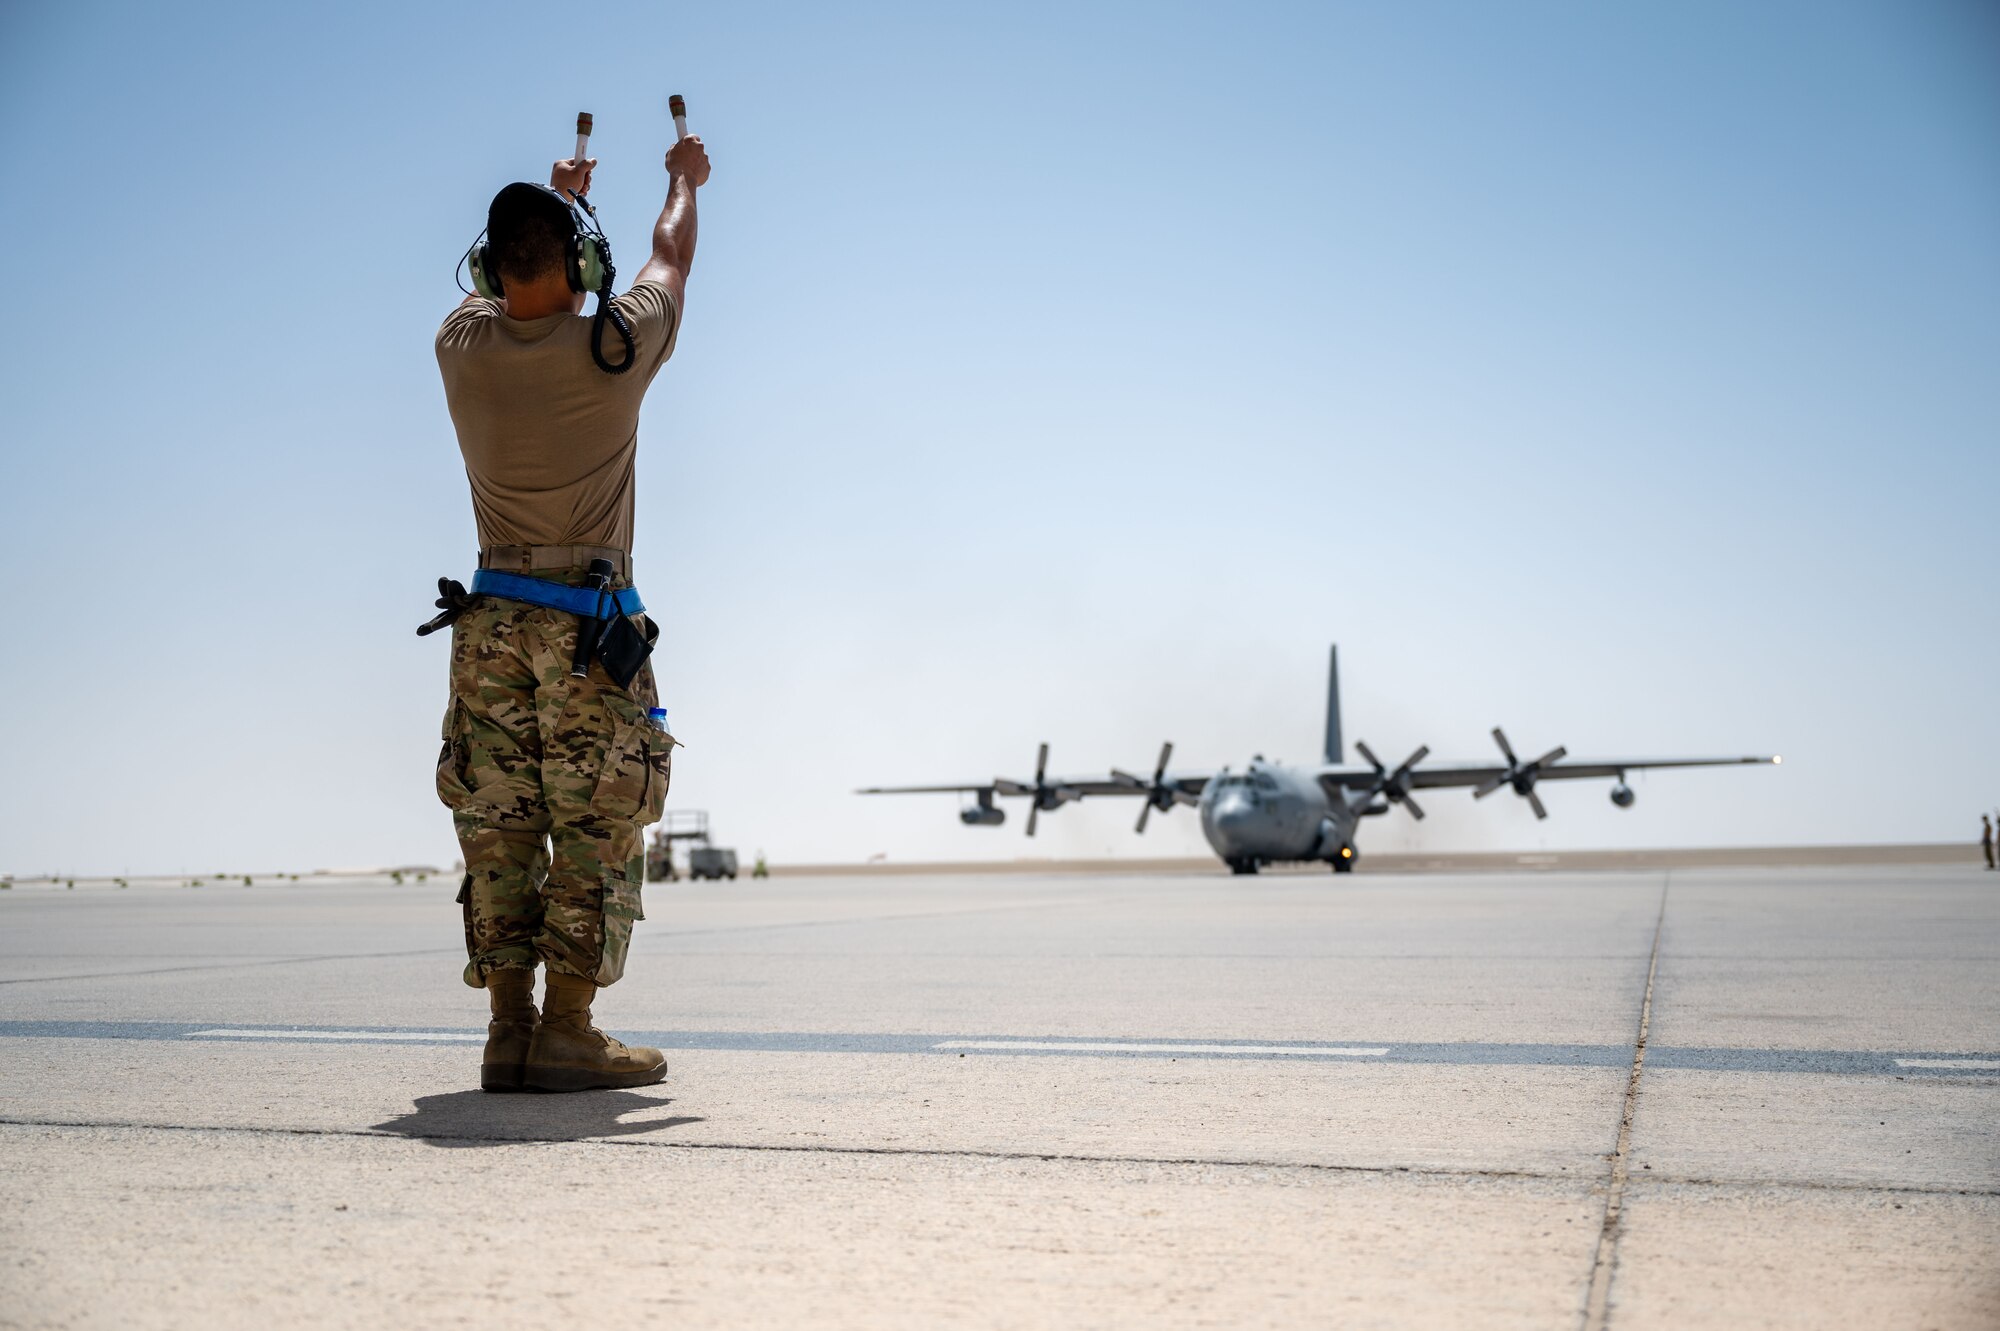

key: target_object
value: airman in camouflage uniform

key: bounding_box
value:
[436,593,676,1091]
[437,597,668,991]
[433,132,709,1092]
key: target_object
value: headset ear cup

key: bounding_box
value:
[469,242,504,300]
[576,235,604,293]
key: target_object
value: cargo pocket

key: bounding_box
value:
[455,873,479,984]
[593,873,645,985]
[593,702,678,827]
[435,698,474,811]
[642,731,675,824]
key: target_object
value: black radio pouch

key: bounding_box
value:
[594,612,659,690]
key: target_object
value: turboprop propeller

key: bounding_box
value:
[1354,740,1430,819]
[1473,727,1568,819]
[993,743,1075,837]
[1110,741,1198,833]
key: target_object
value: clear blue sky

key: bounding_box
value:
[2,1,1995,875]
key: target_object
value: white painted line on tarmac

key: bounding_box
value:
[934,1040,1391,1057]
[1894,1058,2000,1070]
[187,1028,485,1043]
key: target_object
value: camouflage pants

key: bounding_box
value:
[435,595,674,989]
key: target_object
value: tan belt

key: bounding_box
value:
[479,544,630,578]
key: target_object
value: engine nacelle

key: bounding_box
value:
[1610,783,1635,809]
[960,805,1006,827]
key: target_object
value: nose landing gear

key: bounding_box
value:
[1227,858,1261,876]
[1330,845,1357,874]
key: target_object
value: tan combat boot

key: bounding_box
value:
[523,969,668,1092]
[481,968,539,1092]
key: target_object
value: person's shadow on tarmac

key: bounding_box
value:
[368,1089,705,1148]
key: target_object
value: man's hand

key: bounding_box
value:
[550,157,597,198]
[664,136,710,188]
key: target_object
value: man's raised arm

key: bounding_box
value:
[635,136,710,307]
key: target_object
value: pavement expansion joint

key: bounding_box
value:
[1619,1173,2000,1199]
[4,1117,1992,1197]
[0,1116,1562,1180]
[1578,872,1670,1331]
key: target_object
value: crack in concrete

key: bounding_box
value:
[0,1115,1558,1179]
[0,1117,1990,1197]
[1580,872,1670,1331]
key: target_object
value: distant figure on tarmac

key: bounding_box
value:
[430,129,711,1093]
[1984,815,1996,871]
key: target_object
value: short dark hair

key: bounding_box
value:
[487,183,575,287]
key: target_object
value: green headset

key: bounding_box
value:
[466,182,606,300]
[460,180,633,373]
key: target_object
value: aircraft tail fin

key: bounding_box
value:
[1324,644,1342,764]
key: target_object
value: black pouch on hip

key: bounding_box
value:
[594,612,659,690]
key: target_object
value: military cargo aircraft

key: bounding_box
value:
[858,647,1777,874]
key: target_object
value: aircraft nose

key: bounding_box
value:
[1209,792,1256,835]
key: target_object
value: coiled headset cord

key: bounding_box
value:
[571,190,635,376]
[590,284,636,375]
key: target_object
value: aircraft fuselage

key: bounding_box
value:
[1199,758,1359,872]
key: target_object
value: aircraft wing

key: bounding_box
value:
[1315,754,1776,792]
[856,774,1214,798]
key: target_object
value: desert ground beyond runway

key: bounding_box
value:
[2,861,1995,1329]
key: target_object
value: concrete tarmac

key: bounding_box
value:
[1,864,1995,1329]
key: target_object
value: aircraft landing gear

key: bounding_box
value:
[1331,849,1356,874]
[1228,858,1260,876]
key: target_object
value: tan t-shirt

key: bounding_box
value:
[435,280,680,552]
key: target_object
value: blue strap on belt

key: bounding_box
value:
[470,569,645,619]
